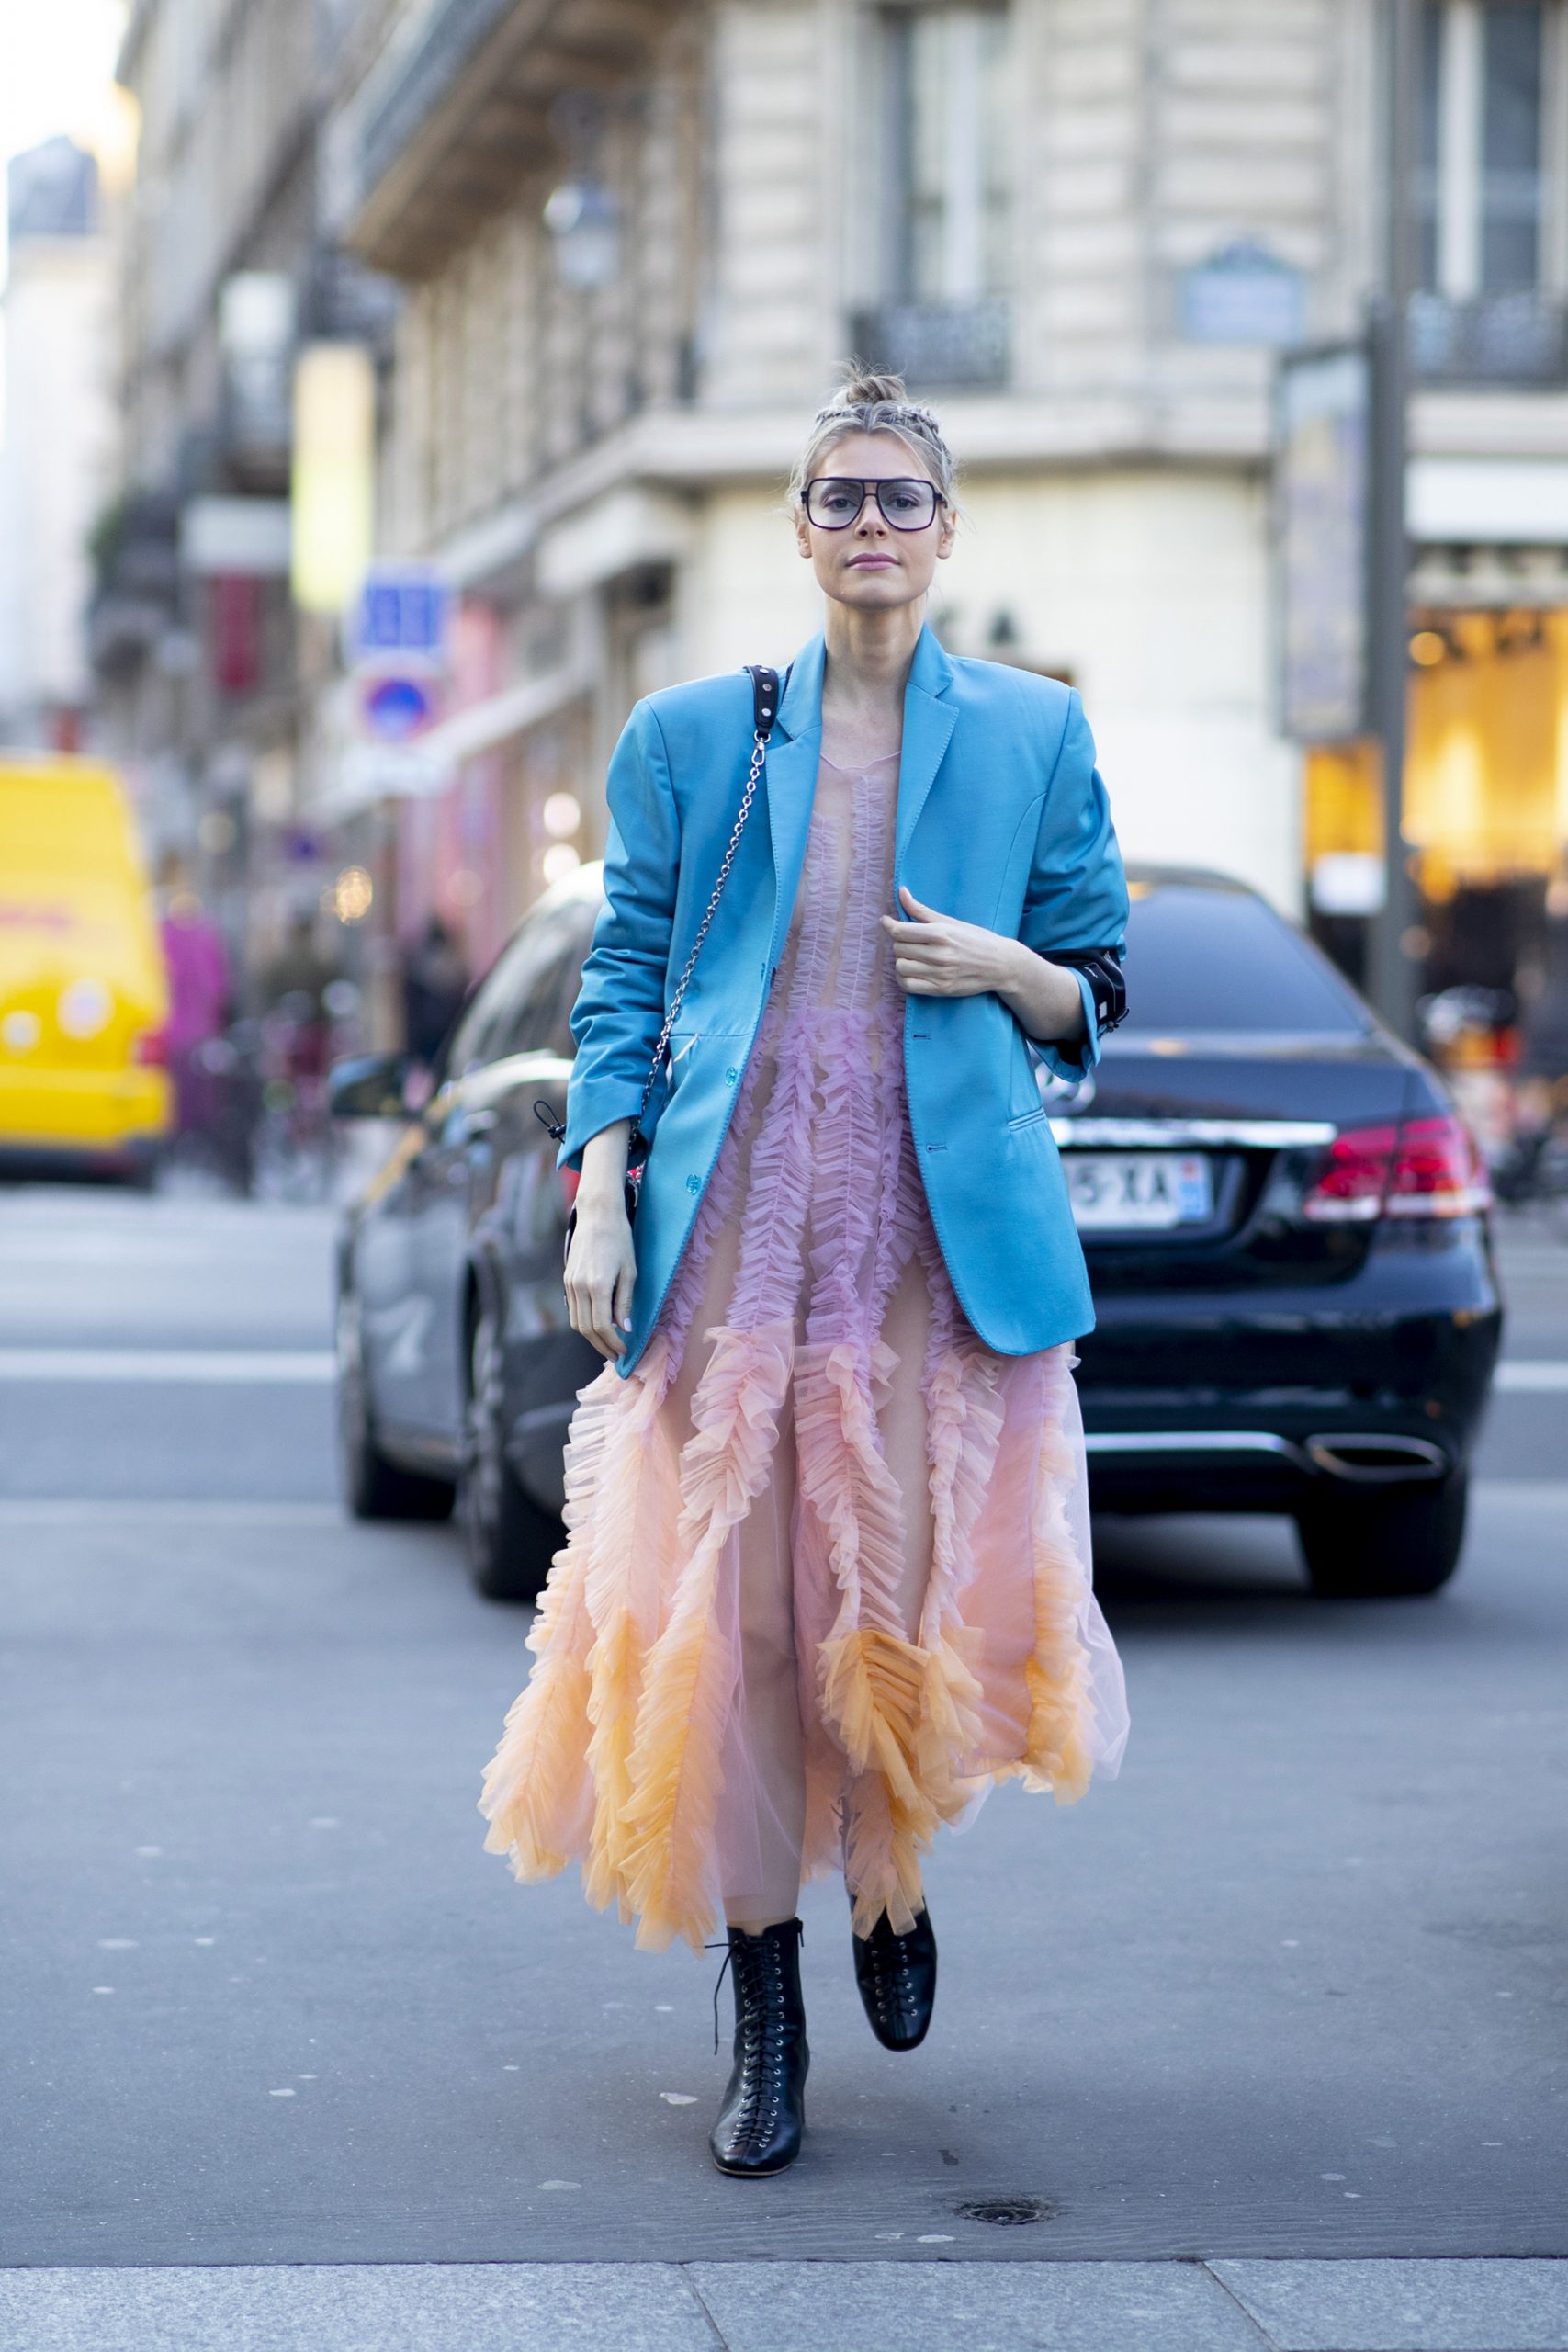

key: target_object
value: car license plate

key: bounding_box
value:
[1066,1152,1213,1231]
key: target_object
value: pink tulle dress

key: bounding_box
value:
[479,743,1128,1951]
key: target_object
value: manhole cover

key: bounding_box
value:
[952,2196,1055,2227]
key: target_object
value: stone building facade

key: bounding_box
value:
[0,141,118,752]
[106,0,1568,1008]
[327,0,1399,943]
[96,0,393,975]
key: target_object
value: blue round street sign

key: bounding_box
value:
[362,675,434,741]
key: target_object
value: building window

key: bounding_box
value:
[854,5,1011,388]
[881,4,1010,306]
[1418,1,1548,295]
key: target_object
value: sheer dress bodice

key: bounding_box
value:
[480,743,1127,1951]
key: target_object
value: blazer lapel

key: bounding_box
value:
[895,626,959,875]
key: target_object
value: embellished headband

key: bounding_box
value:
[811,398,944,435]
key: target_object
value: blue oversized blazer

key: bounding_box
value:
[560,624,1128,1377]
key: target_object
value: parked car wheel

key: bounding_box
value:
[336,1293,455,1522]
[461,1305,561,1602]
[1296,1470,1468,1600]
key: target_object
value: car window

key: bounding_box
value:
[445,900,595,1079]
[441,953,516,1080]
[443,928,547,1077]
[491,901,597,1059]
[1119,883,1370,1037]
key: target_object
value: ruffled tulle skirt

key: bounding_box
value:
[479,981,1128,1954]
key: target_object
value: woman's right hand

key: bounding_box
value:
[565,1121,637,1359]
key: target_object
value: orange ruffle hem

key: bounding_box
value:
[480,749,1127,1950]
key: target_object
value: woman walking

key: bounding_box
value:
[480,372,1130,2177]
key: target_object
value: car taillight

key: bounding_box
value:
[1302,1114,1489,1224]
[1385,1114,1491,1217]
[558,1165,581,1209]
[1300,1124,1396,1221]
[133,1024,169,1068]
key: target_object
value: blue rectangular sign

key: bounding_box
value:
[351,566,450,671]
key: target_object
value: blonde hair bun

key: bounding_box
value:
[831,368,913,409]
[789,360,956,505]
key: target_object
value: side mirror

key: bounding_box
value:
[328,1052,412,1120]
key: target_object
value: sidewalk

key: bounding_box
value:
[3,2260,1565,2351]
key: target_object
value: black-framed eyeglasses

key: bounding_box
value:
[804,477,944,531]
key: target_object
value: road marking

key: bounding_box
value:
[20,1355,1540,1396]
[0,1349,334,1383]
[0,1500,344,1528]
[5,1482,1556,1534]
[0,1348,1559,1394]
[1493,1359,1568,1393]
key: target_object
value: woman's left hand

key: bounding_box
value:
[882,884,1087,1046]
[881,885,1014,997]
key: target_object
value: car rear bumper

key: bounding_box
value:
[0,1066,170,1152]
[1082,1426,1470,1512]
[1077,1224,1503,1511]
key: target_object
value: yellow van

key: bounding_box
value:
[0,758,171,1175]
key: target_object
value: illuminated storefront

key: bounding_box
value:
[1305,594,1568,1048]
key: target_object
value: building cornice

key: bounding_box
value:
[332,0,670,277]
[425,382,1568,592]
[1411,390,1568,458]
[427,394,1288,589]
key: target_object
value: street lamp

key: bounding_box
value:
[542,176,622,291]
[543,89,622,292]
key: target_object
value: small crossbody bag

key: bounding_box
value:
[536,664,783,1266]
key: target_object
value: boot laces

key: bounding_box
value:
[707,1928,799,2151]
[864,1925,919,2025]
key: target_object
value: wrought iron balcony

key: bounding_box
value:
[848,300,1011,393]
[1409,293,1568,388]
[338,0,665,277]
[356,0,516,204]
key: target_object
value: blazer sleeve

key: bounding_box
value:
[558,700,681,1170]
[1017,690,1129,1084]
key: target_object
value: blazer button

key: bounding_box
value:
[725,1065,739,1083]
[685,1172,702,1193]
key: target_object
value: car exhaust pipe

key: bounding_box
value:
[1306,1433,1450,1485]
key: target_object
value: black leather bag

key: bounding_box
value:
[536,664,783,1270]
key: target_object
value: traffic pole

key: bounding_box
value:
[1366,0,1420,1041]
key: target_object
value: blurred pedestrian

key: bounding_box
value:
[260,910,335,1022]
[159,870,231,1137]
[479,371,1131,2177]
[251,911,341,1199]
[401,914,468,1070]
[1519,871,1568,1089]
[1506,869,1568,1193]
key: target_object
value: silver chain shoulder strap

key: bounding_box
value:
[633,664,782,1145]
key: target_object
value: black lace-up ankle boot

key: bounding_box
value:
[708,1918,808,2177]
[851,1894,937,2051]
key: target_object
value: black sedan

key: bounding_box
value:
[331,865,1502,1602]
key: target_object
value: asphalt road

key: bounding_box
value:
[2,1185,1566,2274]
